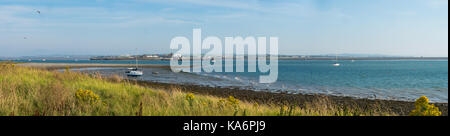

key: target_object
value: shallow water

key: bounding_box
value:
[38,59,448,103]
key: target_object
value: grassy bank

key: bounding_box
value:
[0,63,398,116]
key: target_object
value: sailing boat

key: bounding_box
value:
[333,54,341,67]
[126,51,144,76]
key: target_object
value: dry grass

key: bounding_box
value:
[0,64,396,116]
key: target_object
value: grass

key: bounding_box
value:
[0,63,396,116]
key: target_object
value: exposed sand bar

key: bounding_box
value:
[18,63,172,70]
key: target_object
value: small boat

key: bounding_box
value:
[126,68,144,76]
[332,54,340,67]
[126,51,144,77]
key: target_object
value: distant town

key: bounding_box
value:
[90,54,173,60]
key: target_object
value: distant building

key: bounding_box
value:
[145,54,160,58]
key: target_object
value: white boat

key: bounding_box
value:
[333,54,340,67]
[127,69,144,76]
[127,67,144,76]
[126,51,144,76]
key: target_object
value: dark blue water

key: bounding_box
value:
[21,59,448,102]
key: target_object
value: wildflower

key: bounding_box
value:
[186,93,195,101]
[186,93,195,107]
[227,96,240,116]
[410,96,442,116]
[75,89,100,104]
[217,99,226,109]
[227,96,240,105]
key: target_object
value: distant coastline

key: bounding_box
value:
[1,55,447,61]
[89,56,449,61]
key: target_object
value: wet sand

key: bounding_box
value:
[19,63,449,116]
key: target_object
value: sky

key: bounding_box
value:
[0,0,448,57]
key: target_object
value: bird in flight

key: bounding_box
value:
[33,9,41,14]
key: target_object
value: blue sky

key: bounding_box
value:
[0,0,448,57]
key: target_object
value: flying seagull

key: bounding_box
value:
[33,9,41,14]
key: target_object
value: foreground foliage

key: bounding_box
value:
[410,96,442,116]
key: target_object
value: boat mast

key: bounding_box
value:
[335,53,338,62]
[136,48,139,69]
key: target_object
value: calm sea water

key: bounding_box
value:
[19,59,448,102]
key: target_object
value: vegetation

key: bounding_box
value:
[410,96,442,116]
[0,64,399,116]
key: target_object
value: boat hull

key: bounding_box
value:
[127,70,143,76]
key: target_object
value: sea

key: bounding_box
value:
[14,59,448,103]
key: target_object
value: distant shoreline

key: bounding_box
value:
[1,56,448,61]
[88,56,448,61]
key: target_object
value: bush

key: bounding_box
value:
[410,96,442,116]
[227,96,240,116]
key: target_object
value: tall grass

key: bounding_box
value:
[0,64,395,116]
